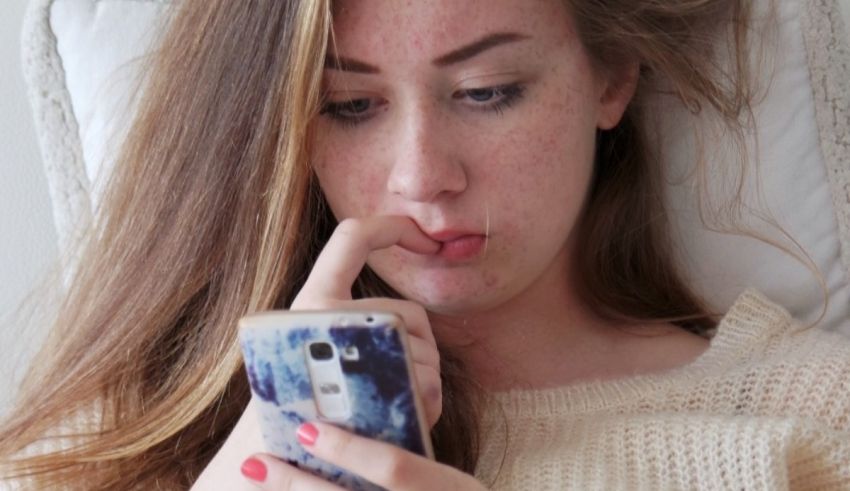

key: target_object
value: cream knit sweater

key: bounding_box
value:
[473,289,850,490]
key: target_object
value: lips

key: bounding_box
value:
[436,235,486,260]
[422,230,486,260]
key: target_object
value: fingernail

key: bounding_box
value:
[240,457,267,482]
[297,422,319,446]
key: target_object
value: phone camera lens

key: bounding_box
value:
[366,316,374,323]
[309,342,334,360]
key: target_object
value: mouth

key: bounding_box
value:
[423,230,487,261]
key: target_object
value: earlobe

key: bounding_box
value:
[596,61,640,130]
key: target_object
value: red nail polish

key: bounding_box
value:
[241,457,267,482]
[297,422,319,446]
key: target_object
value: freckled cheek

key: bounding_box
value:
[474,117,593,244]
[314,152,387,218]
[478,126,574,205]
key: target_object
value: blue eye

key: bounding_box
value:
[455,83,526,113]
[466,88,499,102]
[320,97,377,126]
[320,83,526,128]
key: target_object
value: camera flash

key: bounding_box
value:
[341,346,360,361]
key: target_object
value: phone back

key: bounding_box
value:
[239,313,432,491]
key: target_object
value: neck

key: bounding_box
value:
[429,249,622,391]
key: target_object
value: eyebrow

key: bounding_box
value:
[324,32,530,74]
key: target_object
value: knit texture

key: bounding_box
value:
[801,0,850,290]
[474,289,850,490]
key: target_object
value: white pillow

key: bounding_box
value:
[22,0,850,332]
[661,0,850,330]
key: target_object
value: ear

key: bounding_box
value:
[595,61,639,130]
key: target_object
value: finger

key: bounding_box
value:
[296,217,439,303]
[407,335,440,370]
[240,454,343,491]
[414,363,443,427]
[297,422,478,491]
[347,298,437,348]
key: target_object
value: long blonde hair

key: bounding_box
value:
[1,0,762,488]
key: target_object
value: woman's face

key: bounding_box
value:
[312,0,634,315]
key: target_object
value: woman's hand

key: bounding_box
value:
[289,217,444,426]
[192,216,448,490]
[239,421,487,490]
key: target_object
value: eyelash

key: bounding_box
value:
[319,83,526,128]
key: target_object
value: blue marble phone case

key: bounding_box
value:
[239,312,433,491]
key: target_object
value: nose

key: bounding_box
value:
[386,103,467,203]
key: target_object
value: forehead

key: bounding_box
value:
[330,0,574,58]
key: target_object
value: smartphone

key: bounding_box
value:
[238,310,434,491]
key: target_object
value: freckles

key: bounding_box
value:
[354,168,381,194]
[336,163,383,214]
[539,131,562,156]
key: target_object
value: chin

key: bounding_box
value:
[411,294,487,316]
[368,254,517,312]
[389,273,507,316]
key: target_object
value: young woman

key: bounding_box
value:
[3,0,849,489]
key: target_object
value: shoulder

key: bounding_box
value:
[762,328,850,429]
[712,289,850,433]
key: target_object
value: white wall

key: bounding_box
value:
[0,0,58,413]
